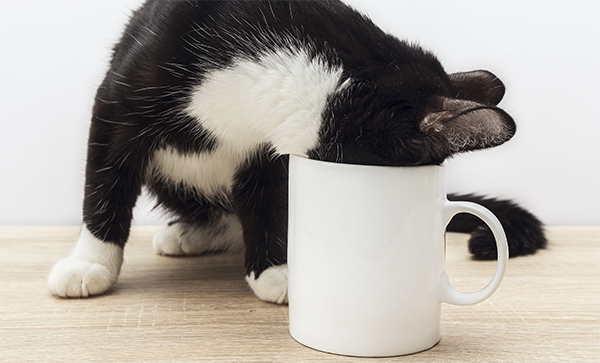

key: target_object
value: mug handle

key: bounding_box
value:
[439,200,509,305]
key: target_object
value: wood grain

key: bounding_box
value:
[1,226,598,362]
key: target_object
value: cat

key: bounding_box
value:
[48,0,546,303]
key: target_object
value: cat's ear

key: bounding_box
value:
[420,97,516,154]
[449,70,505,106]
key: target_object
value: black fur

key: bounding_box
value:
[233,149,290,275]
[80,0,545,284]
[447,194,547,260]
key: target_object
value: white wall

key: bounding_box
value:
[1,0,599,226]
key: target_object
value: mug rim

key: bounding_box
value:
[290,154,444,170]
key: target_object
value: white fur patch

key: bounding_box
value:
[153,215,244,256]
[186,48,345,156]
[149,48,346,197]
[246,264,289,304]
[48,225,123,297]
[148,144,250,196]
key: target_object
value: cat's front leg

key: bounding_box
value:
[233,153,289,304]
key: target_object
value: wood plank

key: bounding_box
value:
[1,226,598,362]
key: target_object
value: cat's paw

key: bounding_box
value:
[48,226,124,298]
[153,217,244,256]
[153,223,199,256]
[48,257,118,297]
[246,265,288,304]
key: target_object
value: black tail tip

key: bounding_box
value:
[468,220,548,260]
[447,193,548,260]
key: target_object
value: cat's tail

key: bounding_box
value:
[446,194,547,260]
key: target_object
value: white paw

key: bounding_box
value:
[153,223,195,256]
[246,265,288,304]
[48,257,118,297]
[48,226,123,298]
[153,216,244,256]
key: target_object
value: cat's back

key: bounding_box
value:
[104,1,362,200]
[111,0,407,73]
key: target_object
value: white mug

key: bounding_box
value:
[287,155,508,357]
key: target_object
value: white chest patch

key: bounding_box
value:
[148,145,250,196]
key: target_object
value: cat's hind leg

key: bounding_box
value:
[48,90,146,298]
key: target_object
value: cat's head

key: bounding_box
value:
[311,66,516,166]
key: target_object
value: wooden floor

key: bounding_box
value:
[1,226,598,362]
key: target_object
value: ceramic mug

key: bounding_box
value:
[287,155,508,357]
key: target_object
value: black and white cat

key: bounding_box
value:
[48,0,546,303]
